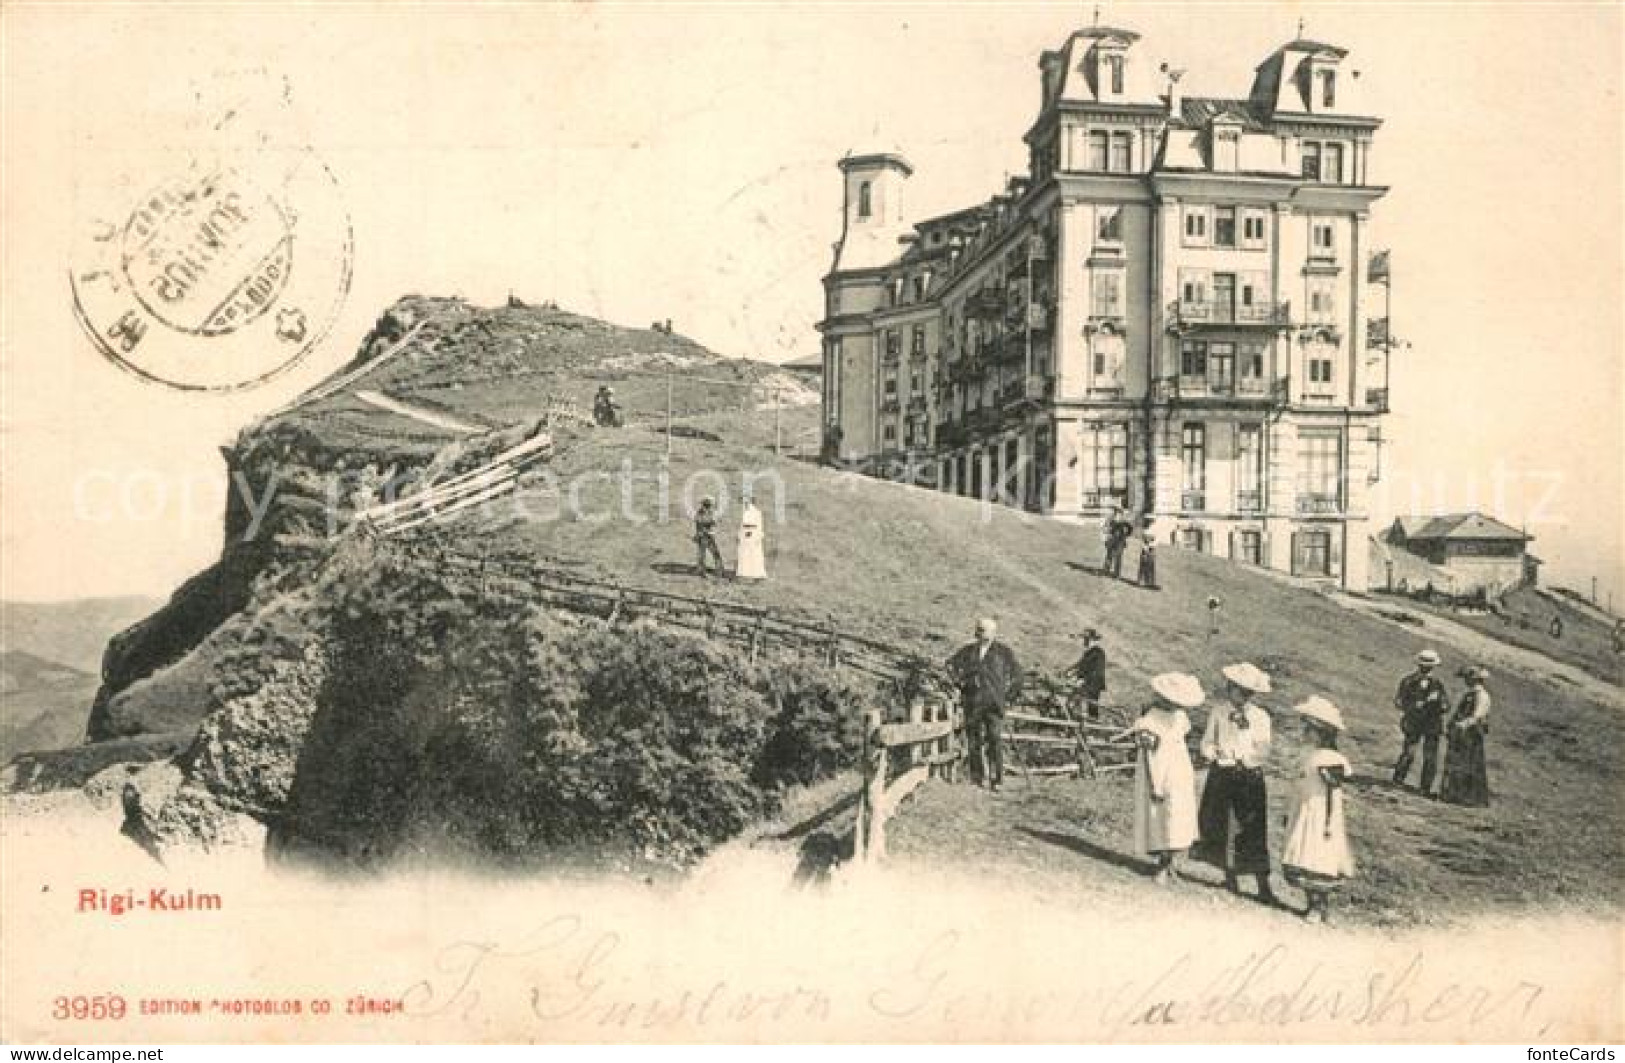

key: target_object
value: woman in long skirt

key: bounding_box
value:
[1134,673,1203,884]
[735,494,766,581]
[1440,666,1492,807]
[1282,696,1356,924]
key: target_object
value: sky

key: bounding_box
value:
[2,2,1621,606]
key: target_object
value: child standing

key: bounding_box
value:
[1133,673,1204,884]
[1281,696,1356,924]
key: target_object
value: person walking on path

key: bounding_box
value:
[693,497,725,579]
[1392,648,1450,796]
[1133,673,1203,885]
[1063,628,1108,719]
[947,618,1023,792]
[1440,666,1493,807]
[735,492,766,581]
[1282,696,1356,925]
[1102,507,1131,579]
[1135,529,1159,590]
[1194,662,1277,904]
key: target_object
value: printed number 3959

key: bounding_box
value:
[53,995,127,1020]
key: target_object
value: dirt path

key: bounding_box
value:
[354,390,485,434]
[1331,592,1623,706]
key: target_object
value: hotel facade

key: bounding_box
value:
[817,25,1392,590]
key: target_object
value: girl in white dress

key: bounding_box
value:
[1133,673,1204,884]
[1281,696,1356,924]
[735,495,766,581]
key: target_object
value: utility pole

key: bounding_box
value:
[665,372,674,456]
[773,387,782,457]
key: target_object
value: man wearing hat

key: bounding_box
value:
[1392,648,1450,795]
[1063,628,1108,719]
[947,618,1024,792]
[1195,662,1276,903]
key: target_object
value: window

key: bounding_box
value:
[911,325,926,356]
[1181,423,1206,502]
[1301,143,1321,181]
[1321,70,1337,108]
[1084,423,1130,494]
[1088,131,1109,171]
[1325,143,1344,184]
[1241,342,1267,380]
[1236,529,1263,564]
[1180,273,1208,306]
[1214,206,1237,248]
[1108,54,1125,94]
[1092,340,1124,384]
[885,329,901,358]
[912,276,926,302]
[1210,342,1235,389]
[1183,207,1209,244]
[884,376,898,396]
[1242,212,1267,247]
[1237,424,1264,504]
[858,182,873,219]
[883,425,897,443]
[1308,279,1335,320]
[1307,355,1334,391]
[1096,205,1123,243]
[1180,528,1209,552]
[1110,131,1132,172]
[1312,221,1336,256]
[1297,430,1342,502]
[1092,271,1123,317]
[1293,529,1332,577]
[1214,131,1239,172]
[1180,340,1208,379]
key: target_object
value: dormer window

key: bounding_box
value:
[1108,54,1124,94]
[1320,69,1337,108]
[1213,129,1239,172]
[858,181,873,219]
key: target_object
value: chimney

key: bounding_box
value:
[1161,63,1186,115]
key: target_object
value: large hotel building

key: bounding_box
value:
[817,25,1392,590]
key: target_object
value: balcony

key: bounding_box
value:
[968,288,1004,318]
[1296,494,1342,515]
[1236,490,1264,514]
[1081,488,1129,511]
[1365,387,1390,413]
[1168,299,1291,330]
[1181,490,1208,513]
[907,394,929,415]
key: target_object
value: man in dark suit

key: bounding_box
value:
[1065,628,1107,719]
[1392,648,1450,795]
[947,617,1023,791]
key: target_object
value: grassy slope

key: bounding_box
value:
[445,419,1623,926]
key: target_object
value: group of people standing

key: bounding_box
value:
[1102,506,1157,590]
[690,496,766,582]
[1130,667,1354,924]
[944,617,1497,925]
[1391,648,1493,806]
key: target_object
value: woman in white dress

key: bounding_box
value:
[1133,672,1204,884]
[735,493,766,581]
[1281,696,1356,925]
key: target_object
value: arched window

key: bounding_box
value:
[858,181,873,219]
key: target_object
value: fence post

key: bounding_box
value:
[906,697,926,770]
[856,708,887,863]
